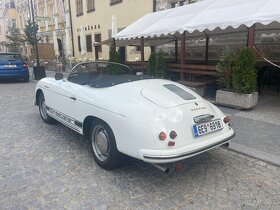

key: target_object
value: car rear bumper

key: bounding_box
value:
[0,69,29,79]
[139,130,235,163]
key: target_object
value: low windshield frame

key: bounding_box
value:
[67,61,153,88]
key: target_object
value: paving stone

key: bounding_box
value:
[1,81,280,209]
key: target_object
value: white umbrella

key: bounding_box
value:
[112,15,118,37]
[53,31,60,57]
[80,25,86,56]
[65,28,72,57]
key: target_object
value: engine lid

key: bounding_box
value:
[141,83,198,108]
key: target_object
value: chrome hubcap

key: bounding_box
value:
[40,99,48,119]
[92,126,109,162]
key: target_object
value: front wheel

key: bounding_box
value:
[38,93,56,124]
[23,77,29,82]
[90,120,122,170]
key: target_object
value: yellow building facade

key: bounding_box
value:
[70,0,154,61]
[0,0,20,52]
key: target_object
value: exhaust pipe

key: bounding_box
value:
[151,163,170,174]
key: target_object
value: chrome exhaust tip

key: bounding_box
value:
[151,163,170,174]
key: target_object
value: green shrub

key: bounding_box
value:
[108,50,122,75]
[216,48,234,91]
[155,51,166,78]
[148,52,156,76]
[147,51,166,78]
[232,48,257,94]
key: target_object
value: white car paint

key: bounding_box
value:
[35,76,235,163]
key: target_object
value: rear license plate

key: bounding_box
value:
[193,119,223,137]
[4,65,17,68]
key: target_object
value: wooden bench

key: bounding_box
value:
[177,80,208,96]
[167,63,217,80]
[167,64,217,96]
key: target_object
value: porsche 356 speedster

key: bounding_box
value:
[34,62,235,170]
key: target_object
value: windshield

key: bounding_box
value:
[68,61,153,87]
[0,54,22,61]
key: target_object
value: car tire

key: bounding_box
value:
[23,77,29,82]
[90,120,122,170]
[38,93,56,124]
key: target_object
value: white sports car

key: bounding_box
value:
[35,62,235,170]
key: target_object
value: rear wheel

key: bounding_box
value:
[90,120,122,170]
[38,93,56,124]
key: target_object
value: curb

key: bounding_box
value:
[226,142,280,167]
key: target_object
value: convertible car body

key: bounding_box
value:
[34,62,235,170]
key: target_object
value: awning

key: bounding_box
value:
[102,36,175,47]
[114,0,280,40]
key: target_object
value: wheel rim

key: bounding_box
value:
[92,125,110,162]
[40,99,48,120]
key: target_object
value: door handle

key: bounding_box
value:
[69,96,76,101]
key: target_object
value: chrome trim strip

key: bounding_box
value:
[46,106,83,134]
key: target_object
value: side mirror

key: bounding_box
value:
[55,72,63,80]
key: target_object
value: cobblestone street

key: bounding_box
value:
[1,81,280,210]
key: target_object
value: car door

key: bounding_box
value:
[43,79,82,132]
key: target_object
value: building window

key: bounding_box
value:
[87,0,95,13]
[11,19,16,28]
[5,0,15,9]
[76,0,83,16]
[110,0,122,6]
[78,36,81,52]
[135,46,141,52]
[86,35,93,52]
[94,34,102,52]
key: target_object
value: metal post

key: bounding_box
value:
[140,36,144,62]
[247,24,255,48]
[180,32,186,80]
[30,0,40,67]
[205,33,209,64]
[175,38,178,64]
[68,0,75,57]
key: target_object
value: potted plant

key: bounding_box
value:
[216,47,258,109]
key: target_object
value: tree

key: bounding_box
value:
[24,20,40,57]
[5,26,24,52]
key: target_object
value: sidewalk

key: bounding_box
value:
[217,93,280,166]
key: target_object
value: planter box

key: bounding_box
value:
[33,66,46,80]
[216,90,258,109]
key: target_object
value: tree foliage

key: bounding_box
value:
[24,20,39,47]
[5,27,24,52]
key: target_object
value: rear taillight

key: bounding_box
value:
[223,116,231,124]
[159,132,167,141]
[23,63,28,70]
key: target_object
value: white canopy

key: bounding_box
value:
[114,0,280,40]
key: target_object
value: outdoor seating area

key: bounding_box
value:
[113,0,280,99]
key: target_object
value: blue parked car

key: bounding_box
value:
[0,52,29,82]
